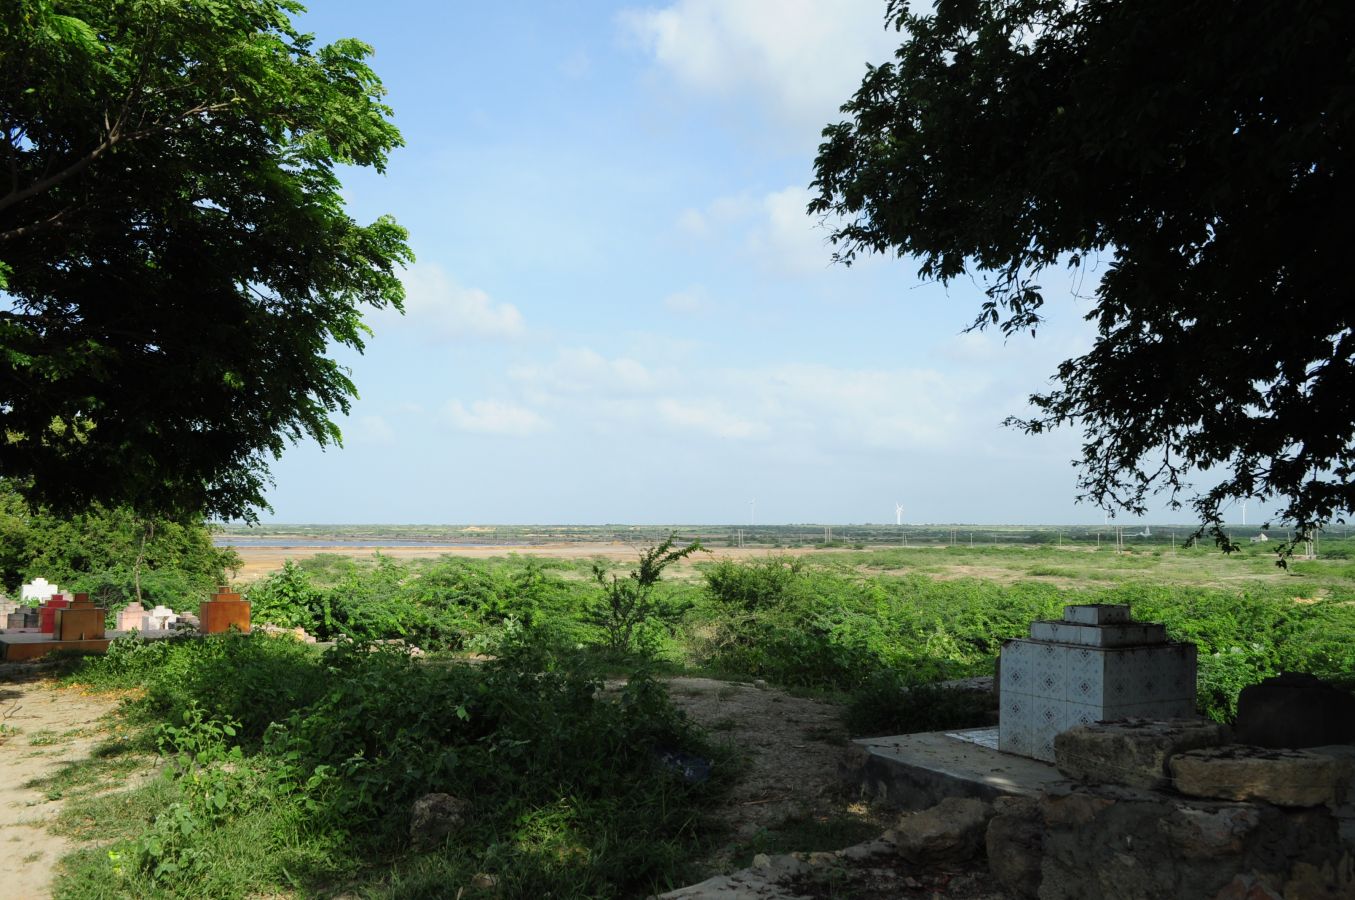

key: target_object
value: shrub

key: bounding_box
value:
[845,675,997,737]
[61,634,721,898]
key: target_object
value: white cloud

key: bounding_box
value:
[620,0,898,131]
[662,287,711,314]
[741,364,988,451]
[510,347,658,396]
[444,400,546,437]
[747,185,834,274]
[678,185,836,274]
[658,398,763,439]
[381,263,525,341]
[348,414,395,446]
[497,341,997,454]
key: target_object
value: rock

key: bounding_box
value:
[1040,789,1115,826]
[655,854,807,898]
[890,796,992,864]
[836,837,895,860]
[1211,873,1283,899]
[985,796,1043,899]
[1162,805,1263,858]
[1170,745,1355,807]
[1282,853,1355,900]
[409,792,467,849]
[1031,785,1345,900]
[1234,673,1355,749]
[1055,717,1229,790]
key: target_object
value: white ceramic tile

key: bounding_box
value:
[1064,700,1102,730]
[1065,647,1104,705]
[999,721,1032,756]
[1000,640,1033,695]
[1031,643,1067,699]
[1002,691,1033,733]
[1033,696,1065,734]
[1031,721,1060,762]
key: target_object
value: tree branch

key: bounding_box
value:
[0,100,235,217]
[0,204,80,242]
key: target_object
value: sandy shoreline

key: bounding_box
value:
[229,540,820,582]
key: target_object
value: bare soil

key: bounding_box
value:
[231,541,828,583]
[660,677,874,864]
[662,677,1009,899]
[0,667,125,900]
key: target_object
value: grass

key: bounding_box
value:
[32,539,1355,897]
[50,636,727,899]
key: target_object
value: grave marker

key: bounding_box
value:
[199,586,250,634]
[54,593,106,642]
[999,604,1197,762]
[21,578,60,603]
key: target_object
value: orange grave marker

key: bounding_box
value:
[199,585,251,634]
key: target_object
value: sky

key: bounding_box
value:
[259,0,1137,526]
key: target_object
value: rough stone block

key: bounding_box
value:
[1032,786,1346,900]
[409,792,466,849]
[888,796,993,864]
[985,796,1043,899]
[1170,745,1355,808]
[1055,718,1228,790]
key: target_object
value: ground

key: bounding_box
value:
[230,541,829,582]
[659,677,877,867]
[0,660,1008,899]
[0,666,131,900]
[659,677,1009,899]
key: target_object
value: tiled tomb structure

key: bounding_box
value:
[999,604,1197,762]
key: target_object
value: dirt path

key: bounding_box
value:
[661,677,1010,899]
[659,677,881,870]
[0,667,125,900]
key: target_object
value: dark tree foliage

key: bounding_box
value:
[810,0,1353,549]
[0,0,412,520]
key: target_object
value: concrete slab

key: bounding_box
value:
[852,727,1068,810]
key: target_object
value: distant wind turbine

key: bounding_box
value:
[895,502,904,526]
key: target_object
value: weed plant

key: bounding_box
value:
[56,634,723,898]
[49,544,1355,895]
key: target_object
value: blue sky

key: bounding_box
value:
[262,0,1135,526]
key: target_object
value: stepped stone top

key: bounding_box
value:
[1025,604,1170,648]
[1063,604,1130,625]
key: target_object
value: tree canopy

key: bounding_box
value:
[810,0,1352,547]
[0,0,411,520]
[0,480,237,608]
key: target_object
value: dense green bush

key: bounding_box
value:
[844,675,996,737]
[61,634,721,898]
[692,557,1355,724]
